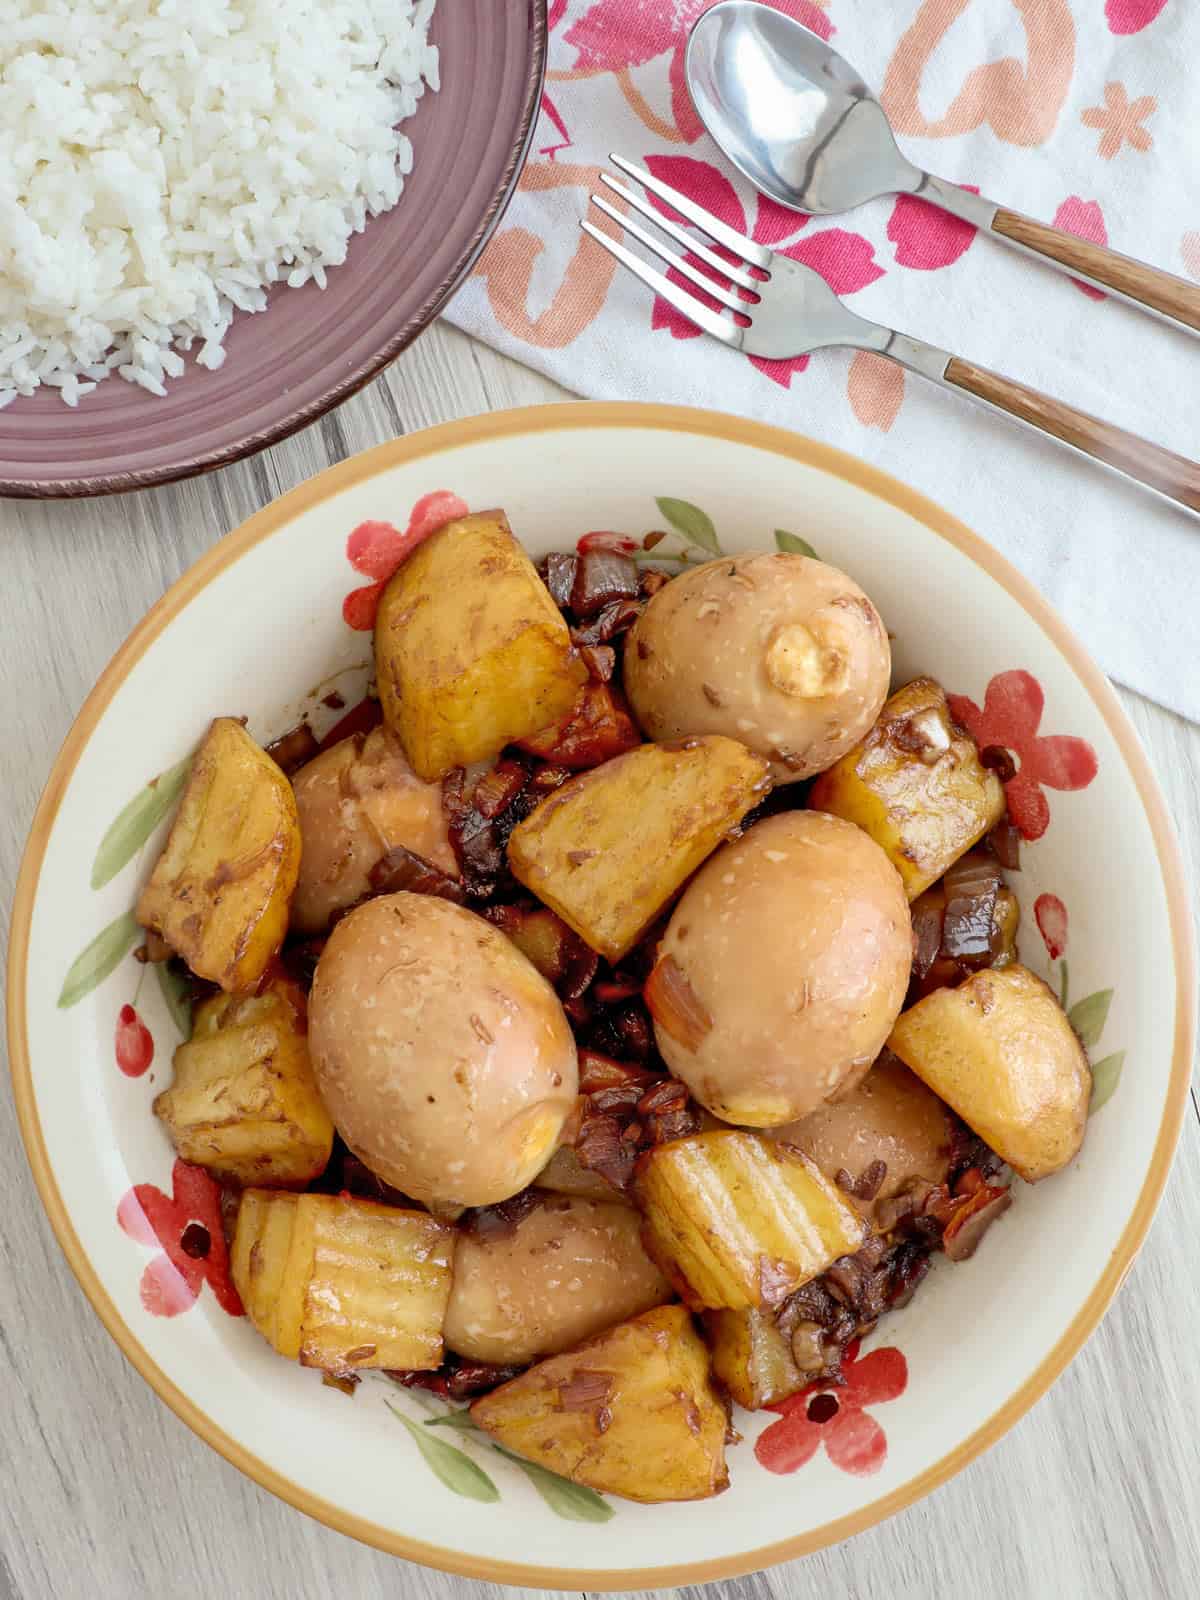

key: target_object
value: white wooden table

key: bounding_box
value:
[1,325,1198,1600]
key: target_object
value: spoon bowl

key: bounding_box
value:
[685,2,922,216]
[685,0,1200,335]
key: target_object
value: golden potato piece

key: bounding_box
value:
[231,1190,453,1371]
[154,977,333,1187]
[636,1130,868,1311]
[809,677,1005,901]
[230,1189,303,1356]
[888,964,1090,1182]
[471,1305,728,1503]
[508,736,771,962]
[137,718,301,990]
[374,511,586,781]
[702,1308,807,1411]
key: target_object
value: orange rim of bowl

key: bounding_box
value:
[7,402,1195,1588]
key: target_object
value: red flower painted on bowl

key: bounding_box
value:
[1035,893,1069,961]
[948,670,1098,841]
[755,1340,907,1478]
[117,1159,243,1319]
[115,1003,154,1078]
[342,490,468,630]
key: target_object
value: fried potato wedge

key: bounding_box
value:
[507,736,771,962]
[809,677,1005,901]
[374,510,586,781]
[136,717,301,990]
[470,1305,728,1503]
[636,1130,868,1311]
[702,1308,807,1411]
[888,963,1090,1182]
[154,977,333,1187]
[231,1190,453,1371]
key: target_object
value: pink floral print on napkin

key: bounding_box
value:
[1052,197,1108,300]
[885,188,980,272]
[561,0,833,144]
[1081,83,1155,160]
[1105,0,1168,35]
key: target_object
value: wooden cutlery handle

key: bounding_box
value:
[991,209,1200,333]
[944,357,1200,515]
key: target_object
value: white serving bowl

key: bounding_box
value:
[8,404,1193,1587]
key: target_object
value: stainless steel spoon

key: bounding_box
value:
[686,1,1200,336]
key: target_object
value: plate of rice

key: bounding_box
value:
[0,0,546,497]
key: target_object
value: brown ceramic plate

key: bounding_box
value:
[0,1,546,499]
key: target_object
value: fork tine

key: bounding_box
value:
[588,195,750,314]
[597,174,759,291]
[609,154,771,270]
[581,220,741,347]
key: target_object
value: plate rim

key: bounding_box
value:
[0,1,549,500]
[7,400,1195,1586]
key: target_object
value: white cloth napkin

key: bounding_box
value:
[444,0,1200,723]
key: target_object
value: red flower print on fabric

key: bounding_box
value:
[1035,893,1069,961]
[756,1341,907,1477]
[1105,0,1167,35]
[947,671,1098,842]
[342,491,468,631]
[886,187,980,271]
[644,155,882,389]
[1052,197,1108,301]
[118,1160,243,1319]
[115,1004,154,1078]
[565,1,833,144]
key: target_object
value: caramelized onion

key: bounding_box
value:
[644,955,713,1053]
[363,845,466,905]
[557,1369,616,1412]
[266,720,320,775]
[910,890,945,981]
[541,551,579,609]
[940,853,1001,966]
[570,549,640,618]
[577,1050,655,1095]
[472,758,529,820]
[941,1184,1013,1261]
[316,695,382,753]
[988,817,1022,872]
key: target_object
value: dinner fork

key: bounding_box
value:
[583,156,1200,520]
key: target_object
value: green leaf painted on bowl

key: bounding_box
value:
[655,497,720,554]
[387,1403,499,1502]
[58,912,141,1009]
[1068,989,1113,1050]
[156,962,194,1040]
[91,756,192,890]
[423,1409,479,1431]
[774,529,818,558]
[491,1443,614,1523]
[1089,1051,1125,1114]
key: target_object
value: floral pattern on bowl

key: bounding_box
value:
[11,406,1190,1584]
[56,486,1122,1513]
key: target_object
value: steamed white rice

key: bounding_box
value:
[0,0,439,408]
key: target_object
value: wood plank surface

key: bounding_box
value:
[1,324,1197,1600]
